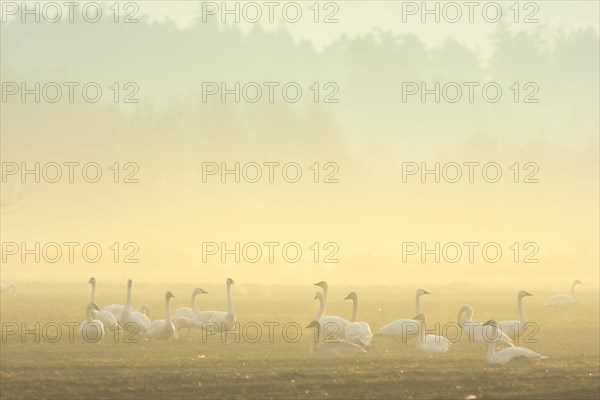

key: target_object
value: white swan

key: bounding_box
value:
[483,320,548,364]
[376,288,429,342]
[172,288,210,337]
[102,279,138,320]
[413,314,451,353]
[87,277,118,331]
[0,282,16,295]
[79,303,105,342]
[313,291,349,339]
[457,305,514,347]
[544,280,582,309]
[173,287,209,319]
[118,279,152,335]
[498,290,533,341]
[306,320,367,356]
[344,292,372,347]
[145,291,176,340]
[203,278,236,331]
[414,288,430,314]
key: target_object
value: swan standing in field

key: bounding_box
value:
[173,288,209,319]
[145,291,176,340]
[102,279,138,320]
[79,303,105,342]
[376,288,430,342]
[344,292,373,347]
[457,305,514,347]
[172,288,210,337]
[87,277,118,331]
[202,278,236,331]
[498,290,533,341]
[0,282,15,295]
[306,320,367,356]
[313,291,349,339]
[544,280,582,309]
[118,279,152,335]
[413,314,451,354]
[483,320,548,365]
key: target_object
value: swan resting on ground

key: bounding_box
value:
[413,314,451,354]
[79,303,105,342]
[145,291,176,340]
[306,320,367,356]
[117,279,152,335]
[498,290,533,341]
[544,280,582,308]
[87,277,118,331]
[457,305,514,347]
[376,288,430,342]
[483,320,548,365]
[344,292,372,347]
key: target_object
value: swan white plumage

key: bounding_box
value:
[79,303,105,342]
[483,320,548,364]
[117,279,151,335]
[344,292,372,347]
[145,291,176,340]
[313,291,349,339]
[376,288,429,342]
[314,281,350,337]
[413,314,451,353]
[173,287,209,319]
[498,290,533,341]
[306,320,367,356]
[87,277,118,331]
[457,305,514,347]
[172,288,210,337]
[102,279,138,320]
[201,278,236,331]
[544,280,582,308]
[0,282,16,295]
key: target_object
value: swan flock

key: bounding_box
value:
[3,278,580,365]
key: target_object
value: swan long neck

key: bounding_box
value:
[322,285,328,305]
[226,282,234,314]
[124,284,132,312]
[191,292,199,313]
[416,292,421,315]
[517,296,527,324]
[313,295,325,320]
[351,297,358,322]
[166,296,172,321]
[90,282,96,303]
[571,282,578,297]
[86,307,94,322]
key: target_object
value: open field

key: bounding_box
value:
[1,283,599,399]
